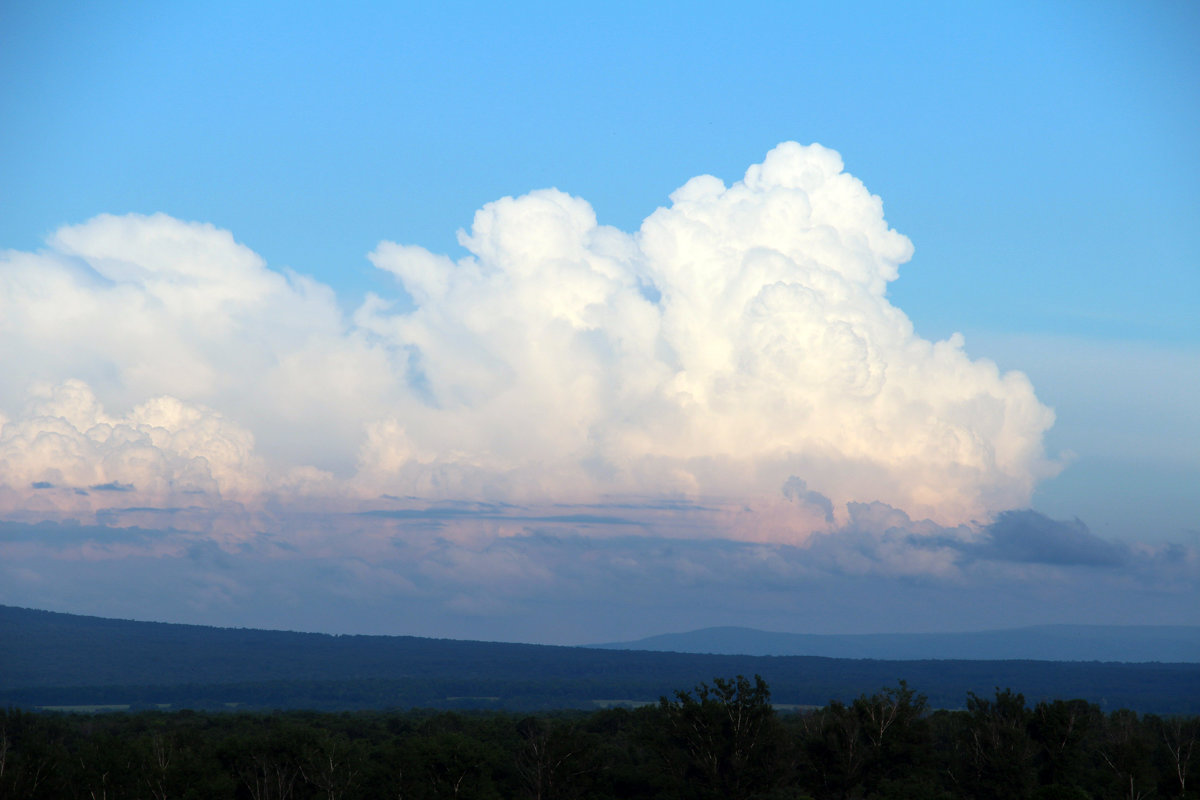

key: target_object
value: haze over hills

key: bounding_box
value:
[592,625,1200,662]
[3,605,1199,714]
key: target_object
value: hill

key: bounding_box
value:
[591,624,1200,661]
[3,605,1198,713]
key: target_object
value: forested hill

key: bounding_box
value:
[593,624,1200,661]
[3,605,1199,713]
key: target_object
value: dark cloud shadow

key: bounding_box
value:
[89,481,135,492]
[971,510,1130,567]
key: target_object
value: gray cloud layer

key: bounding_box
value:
[1,505,1193,643]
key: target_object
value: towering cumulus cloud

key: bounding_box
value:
[0,143,1056,536]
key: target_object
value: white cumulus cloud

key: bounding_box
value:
[0,380,264,512]
[358,142,1058,524]
[0,143,1058,536]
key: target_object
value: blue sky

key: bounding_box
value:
[0,1,1196,641]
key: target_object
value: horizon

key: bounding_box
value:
[7,605,1200,670]
[1,2,1197,645]
[12,601,1198,639]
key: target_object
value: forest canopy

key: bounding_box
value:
[2,676,1197,800]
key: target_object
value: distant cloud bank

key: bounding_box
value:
[1,143,1058,539]
[1,505,1194,641]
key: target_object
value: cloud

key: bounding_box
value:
[0,143,1058,536]
[358,142,1059,527]
[794,505,1147,583]
[2,508,1195,642]
[972,509,1130,567]
[0,380,268,513]
[0,213,389,475]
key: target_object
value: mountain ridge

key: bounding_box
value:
[4,605,1199,713]
[591,624,1200,662]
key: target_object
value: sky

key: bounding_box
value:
[1,1,1197,644]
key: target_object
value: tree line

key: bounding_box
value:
[1,676,1196,799]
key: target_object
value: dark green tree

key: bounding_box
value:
[798,681,936,800]
[1100,709,1157,800]
[961,688,1035,800]
[1147,713,1198,800]
[1028,698,1104,795]
[656,674,786,800]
